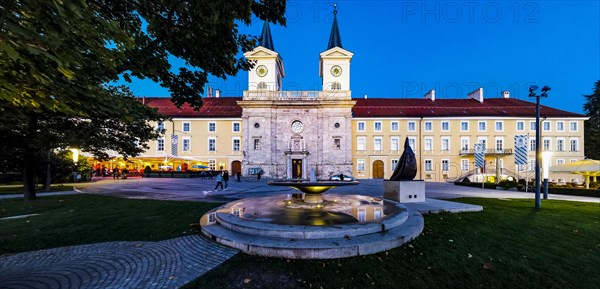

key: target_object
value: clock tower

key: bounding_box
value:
[244,22,285,91]
[320,5,353,93]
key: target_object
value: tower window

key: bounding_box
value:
[331,82,341,90]
[257,82,268,90]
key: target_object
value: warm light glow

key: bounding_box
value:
[542,151,553,179]
[70,148,79,164]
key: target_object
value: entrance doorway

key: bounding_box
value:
[231,161,241,175]
[292,159,303,179]
[373,160,384,179]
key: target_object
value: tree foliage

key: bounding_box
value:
[0,0,287,199]
[583,80,600,159]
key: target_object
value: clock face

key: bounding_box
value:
[256,65,268,77]
[331,65,342,77]
[291,120,304,133]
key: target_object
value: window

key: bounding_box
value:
[441,121,450,131]
[357,121,366,132]
[331,81,341,90]
[530,121,537,131]
[557,159,565,165]
[208,122,216,132]
[357,137,366,151]
[182,122,191,132]
[374,210,383,220]
[543,138,551,151]
[495,121,503,131]
[233,122,241,132]
[517,164,526,172]
[557,121,564,131]
[424,121,433,131]
[253,138,261,150]
[478,121,487,131]
[570,121,578,131]
[233,138,240,152]
[543,121,550,131]
[374,122,382,132]
[391,159,398,170]
[441,137,450,151]
[424,159,433,171]
[495,138,504,151]
[374,137,382,151]
[516,121,524,131]
[570,139,578,152]
[334,138,341,149]
[530,139,536,152]
[209,159,216,171]
[408,121,416,131]
[357,210,366,222]
[478,137,487,149]
[208,213,216,223]
[408,137,416,151]
[460,137,469,151]
[529,159,535,171]
[157,122,164,131]
[182,137,191,152]
[424,137,433,151]
[391,137,399,151]
[442,159,449,171]
[357,159,365,171]
[461,159,469,170]
[257,82,267,89]
[391,121,399,132]
[157,137,165,151]
[460,121,469,131]
[570,159,578,163]
[208,138,216,151]
[557,139,565,152]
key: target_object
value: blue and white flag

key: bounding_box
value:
[474,143,485,169]
[514,135,528,165]
[171,134,178,156]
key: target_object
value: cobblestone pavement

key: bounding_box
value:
[0,235,238,289]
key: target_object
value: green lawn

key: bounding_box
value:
[0,184,77,195]
[187,198,600,289]
[0,194,221,254]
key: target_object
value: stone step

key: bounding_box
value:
[201,209,424,259]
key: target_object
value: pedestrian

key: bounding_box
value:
[236,171,241,182]
[223,171,229,190]
[112,168,120,180]
[214,172,224,191]
[257,169,262,180]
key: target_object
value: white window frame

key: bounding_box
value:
[495,137,504,152]
[374,121,382,132]
[543,121,551,132]
[391,159,399,171]
[441,159,449,172]
[516,121,525,131]
[530,121,537,131]
[424,121,433,132]
[424,159,433,172]
[157,137,165,152]
[408,121,416,132]
[182,122,191,132]
[478,121,487,132]
[570,138,578,152]
[357,136,366,151]
[569,121,578,132]
[441,137,450,151]
[495,121,503,132]
[391,137,400,152]
[253,138,261,150]
[556,121,565,132]
[461,159,469,171]
[357,121,366,132]
[556,138,565,152]
[556,159,565,165]
[357,159,365,171]
[209,159,216,171]
[232,122,241,132]
[460,121,469,132]
[478,137,487,150]
[441,121,450,132]
[424,137,433,151]
[157,122,164,131]
[391,121,399,132]
[208,138,216,152]
[374,137,383,151]
[530,139,536,152]
[408,137,416,151]
[232,138,240,152]
[460,137,470,152]
[208,122,216,132]
[542,137,551,151]
[182,136,191,152]
[334,138,341,150]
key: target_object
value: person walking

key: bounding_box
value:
[257,169,262,181]
[236,171,241,182]
[223,171,229,190]
[214,172,224,191]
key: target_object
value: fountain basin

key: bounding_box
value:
[267,180,359,203]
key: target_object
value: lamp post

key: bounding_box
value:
[70,148,79,183]
[542,151,552,200]
[528,85,551,209]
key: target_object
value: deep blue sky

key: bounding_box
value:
[129,1,599,115]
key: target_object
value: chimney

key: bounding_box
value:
[424,89,435,101]
[502,91,510,98]
[467,87,484,103]
[216,89,221,98]
[208,87,213,98]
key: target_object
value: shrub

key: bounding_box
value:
[144,166,152,173]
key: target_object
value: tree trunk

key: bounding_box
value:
[23,150,37,200]
[44,150,51,191]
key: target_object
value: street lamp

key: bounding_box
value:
[70,148,79,183]
[529,85,551,209]
[542,151,553,200]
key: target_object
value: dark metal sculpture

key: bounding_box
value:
[389,137,417,181]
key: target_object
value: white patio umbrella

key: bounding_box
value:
[550,159,600,189]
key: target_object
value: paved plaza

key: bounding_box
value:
[1,178,598,289]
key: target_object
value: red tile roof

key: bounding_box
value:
[142,97,585,118]
[351,98,586,118]
[142,97,242,118]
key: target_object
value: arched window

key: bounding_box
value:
[257,82,268,90]
[331,82,341,90]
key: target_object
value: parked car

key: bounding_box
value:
[330,174,355,181]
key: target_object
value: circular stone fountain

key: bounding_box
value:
[200,180,423,259]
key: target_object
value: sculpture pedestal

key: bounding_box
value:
[383,180,425,203]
